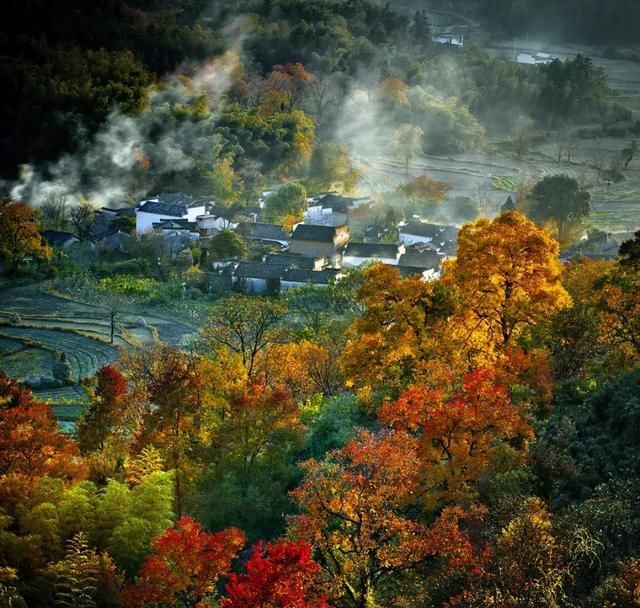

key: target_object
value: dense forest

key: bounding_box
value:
[1,0,640,607]
[2,212,640,607]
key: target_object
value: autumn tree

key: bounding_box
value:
[376,77,409,106]
[595,264,640,364]
[342,263,459,400]
[76,365,128,452]
[290,430,486,608]
[207,380,302,479]
[222,540,329,608]
[379,368,533,509]
[307,143,361,194]
[0,372,85,507]
[0,200,52,272]
[589,558,640,607]
[260,63,313,115]
[121,516,245,608]
[200,295,288,377]
[454,498,596,608]
[125,346,202,517]
[444,211,570,360]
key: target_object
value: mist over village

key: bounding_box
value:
[1,1,640,606]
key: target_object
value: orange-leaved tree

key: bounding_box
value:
[0,372,85,509]
[121,516,245,608]
[289,430,487,607]
[379,367,533,509]
[0,200,51,272]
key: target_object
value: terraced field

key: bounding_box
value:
[0,326,118,381]
[33,386,91,433]
[0,284,197,429]
[359,140,640,232]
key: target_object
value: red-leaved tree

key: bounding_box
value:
[121,516,245,608]
[222,539,329,608]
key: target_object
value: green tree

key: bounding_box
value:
[528,175,591,244]
[208,229,249,261]
[264,182,308,224]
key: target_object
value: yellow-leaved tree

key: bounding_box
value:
[444,211,571,362]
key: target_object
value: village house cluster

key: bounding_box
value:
[43,191,460,295]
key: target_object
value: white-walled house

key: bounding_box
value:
[196,214,237,237]
[342,242,405,268]
[516,51,555,65]
[135,194,209,234]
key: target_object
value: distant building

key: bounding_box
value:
[196,214,236,238]
[280,268,342,291]
[398,246,444,272]
[135,194,210,234]
[342,242,405,268]
[398,222,458,252]
[516,51,556,66]
[236,222,290,250]
[304,193,373,227]
[42,230,79,249]
[289,224,349,262]
[362,224,389,243]
[432,33,464,47]
[263,253,328,271]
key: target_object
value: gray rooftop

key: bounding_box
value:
[282,268,340,285]
[345,242,399,258]
[237,222,289,242]
[291,224,344,242]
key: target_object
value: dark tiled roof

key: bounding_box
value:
[400,222,458,240]
[291,224,342,242]
[234,262,288,280]
[397,266,431,278]
[398,249,443,269]
[345,242,399,258]
[158,193,193,205]
[153,219,197,231]
[363,224,386,237]
[264,253,318,269]
[90,227,119,242]
[138,200,188,217]
[237,222,289,242]
[42,230,78,245]
[101,206,135,216]
[282,268,340,284]
[315,194,371,212]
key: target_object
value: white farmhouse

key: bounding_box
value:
[135,194,209,234]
